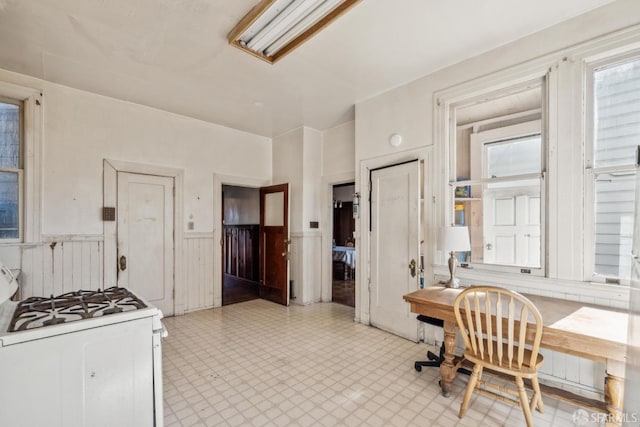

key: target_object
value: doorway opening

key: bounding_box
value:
[222,185,260,305]
[332,183,356,307]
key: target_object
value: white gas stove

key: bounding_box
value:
[0,268,166,427]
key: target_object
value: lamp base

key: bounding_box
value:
[444,277,461,289]
[447,251,460,289]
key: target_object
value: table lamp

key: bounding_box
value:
[438,226,470,289]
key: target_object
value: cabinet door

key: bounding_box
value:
[0,318,155,427]
[83,320,154,427]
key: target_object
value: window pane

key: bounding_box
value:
[486,135,541,178]
[593,58,640,168]
[594,172,635,279]
[0,171,19,239]
[0,102,20,169]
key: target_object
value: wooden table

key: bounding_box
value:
[404,286,628,426]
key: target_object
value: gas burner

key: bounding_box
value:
[8,287,147,332]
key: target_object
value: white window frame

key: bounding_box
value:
[444,72,549,277]
[0,80,43,244]
[583,49,640,285]
[452,119,546,276]
[0,95,24,242]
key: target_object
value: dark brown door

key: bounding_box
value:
[259,183,289,305]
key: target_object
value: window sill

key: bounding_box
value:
[432,264,629,309]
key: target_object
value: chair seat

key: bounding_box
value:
[464,339,544,377]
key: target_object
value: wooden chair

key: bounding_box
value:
[453,286,544,427]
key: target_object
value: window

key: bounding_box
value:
[586,54,640,283]
[450,80,545,274]
[0,96,22,241]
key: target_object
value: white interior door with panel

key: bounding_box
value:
[483,187,541,267]
[117,172,175,316]
[370,161,420,341]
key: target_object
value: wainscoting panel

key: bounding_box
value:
[184,233,215,312]
[18,238,104,299]
[223,225,259,281]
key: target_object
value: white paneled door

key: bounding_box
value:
[370,161,420,341]
[117,172,175,315]
[483,189,540,267]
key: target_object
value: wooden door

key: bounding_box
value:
[117,172,174,315]
[370,161,420,341]
[259,183,289,305]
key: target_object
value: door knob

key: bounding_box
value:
[119,255,127,271]
[485,243,493,250]
[409,259,416,277]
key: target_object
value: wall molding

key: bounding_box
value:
[103,159,185,315]
[290,230,322,238]
[42,234,104,242]
[184,231,215,239]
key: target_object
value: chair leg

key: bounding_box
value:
[530,374,544,414]
[515,376,534,427]
[459,364,482,418]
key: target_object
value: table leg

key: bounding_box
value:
[440,320,459,397]
[604,359,625,427]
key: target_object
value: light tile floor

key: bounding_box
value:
[162,299,591,427]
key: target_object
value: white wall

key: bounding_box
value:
[302,127,322,231]
[42,83,270,235]
[0,67,271,315]
[272,127,324,304]
[355,0,640,396]
[322,121,355,177]
[272,128,304,232]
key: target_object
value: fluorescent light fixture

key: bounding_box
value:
[228,0,362,64]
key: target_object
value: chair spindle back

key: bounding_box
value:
[453,286,543,369]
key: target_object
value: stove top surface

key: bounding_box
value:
[8,287,147,332]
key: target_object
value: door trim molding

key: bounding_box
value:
[103,159,185,315]
[321,172,355,304]
[357,147,433,325]
[213,173,270,308]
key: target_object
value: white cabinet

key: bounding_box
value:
[0,317,156,427]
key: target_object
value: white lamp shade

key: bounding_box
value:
[438,226,471,252]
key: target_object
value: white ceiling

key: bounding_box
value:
[0,0,615,137]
